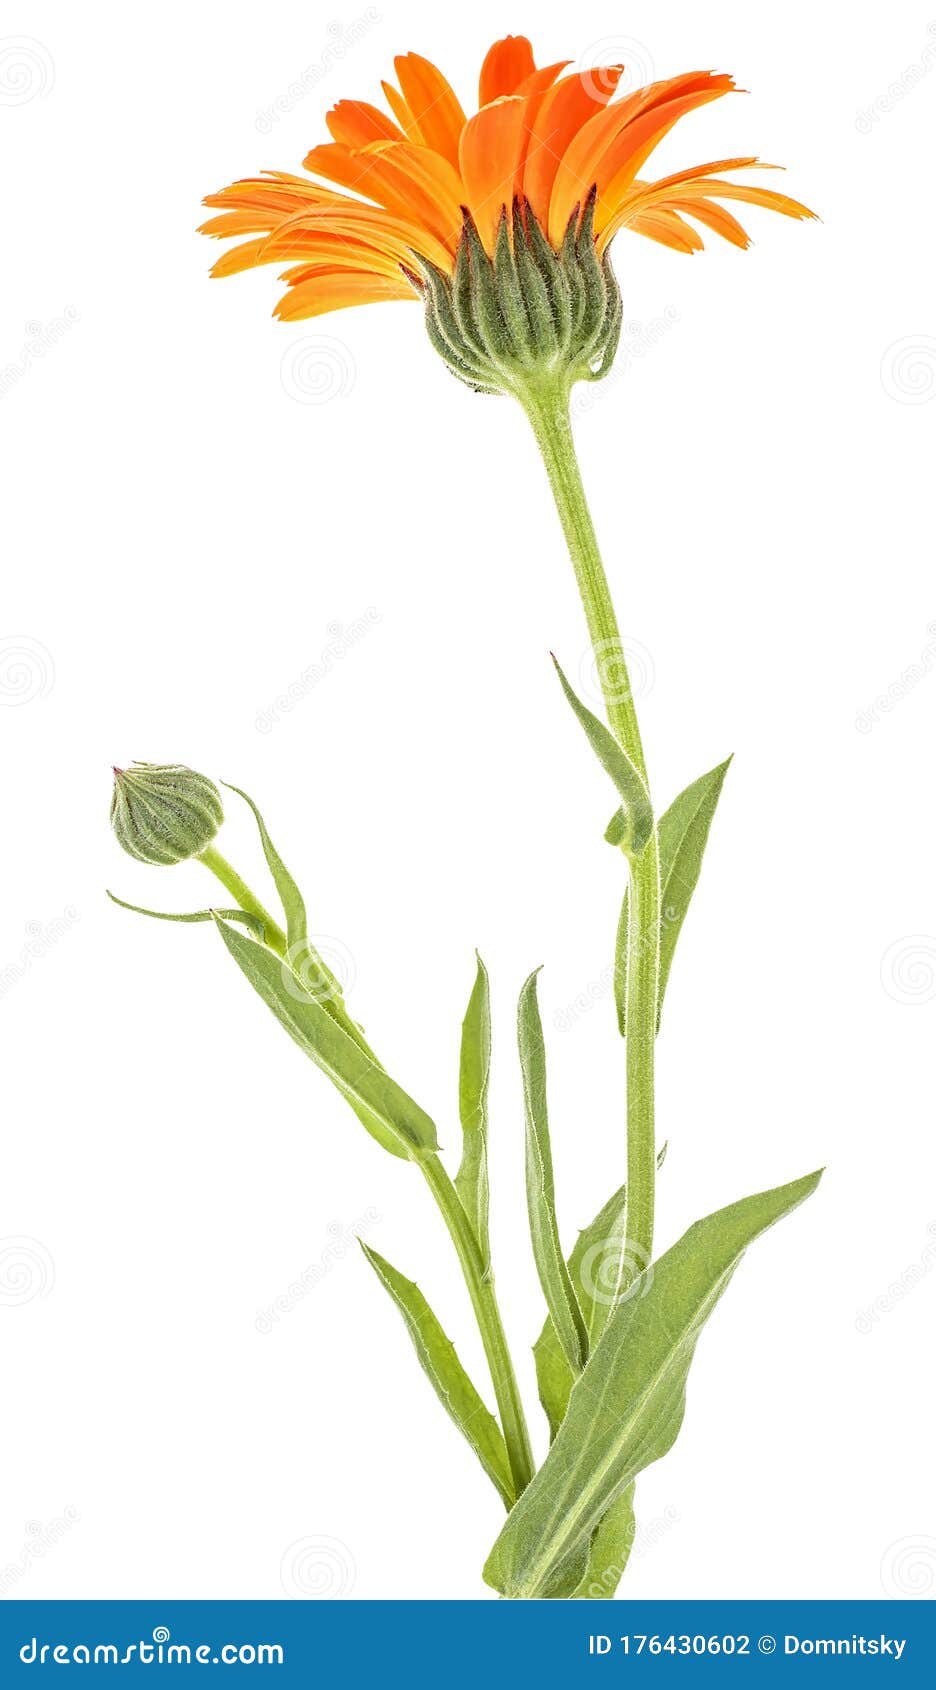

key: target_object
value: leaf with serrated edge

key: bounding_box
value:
[107,891,264,938]
[455,954,492,1268]
[552,657,652,856]
[361,1242,514,1509]
[212,915,438,1160]
[485,1168,822,1598]
[519,969,589,1376]
[615,758,731,1036]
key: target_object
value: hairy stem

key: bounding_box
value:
[421,1153,536,1501]
[199,843,287,955]
[518,377,659,1271]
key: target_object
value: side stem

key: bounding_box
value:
[199,845,535,1499]
[518,377,659,1270]
[421,1153,536,1500]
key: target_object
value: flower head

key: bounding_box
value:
[201,35,814,391]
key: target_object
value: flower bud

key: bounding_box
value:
[111,763,223,866]
[414,192,622,398]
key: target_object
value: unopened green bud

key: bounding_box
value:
[111,763,223,866]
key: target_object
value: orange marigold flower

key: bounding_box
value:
[200,35,814,391]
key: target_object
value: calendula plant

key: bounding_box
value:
[110,36,821,1598]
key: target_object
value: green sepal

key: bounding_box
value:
[211,914,439,1161]
[361,1241,514,1509]
[552,656,653,856]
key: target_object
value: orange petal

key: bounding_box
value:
[458,97,530,251]
[326,99,406,147]
[304,140,462,254]
[479,35,536,105]
[392,52,467,169]
[549,72,736,243]
[521,66,625,229]
[628,209,705,254]
[381,79,419,141]
[274,267,415,321]
[669,197,749,248]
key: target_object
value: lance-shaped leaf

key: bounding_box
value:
[361,1241,514,1510]
[222,781,308,951]
[212,915,438,1161]
[518,969,588,1376]
[534,1181,628,1440]
[484,1167,822,1598]
[615,757,732,1036]
[552,656,652,856]
[455,954,492,1268]
[223,782,377,1060]
[532,1183,633,1598]
[106,891,264,938]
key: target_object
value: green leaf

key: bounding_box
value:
[106,891,264,939]
[484,1167,822,1598]
[552,656,652,856]
[615,757,732,1036]
[534,1181,628,1440]
[221,781,308,952]
[455,954,491,1269]
[518,969,588,1376]
[532,1181,632,1596]
[212,914,438,1161]
[360,1241,514,1510]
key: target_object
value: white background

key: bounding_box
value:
[2,0,935,1603]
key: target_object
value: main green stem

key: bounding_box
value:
[519,378,659,1270]
[199,844,534,1502]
